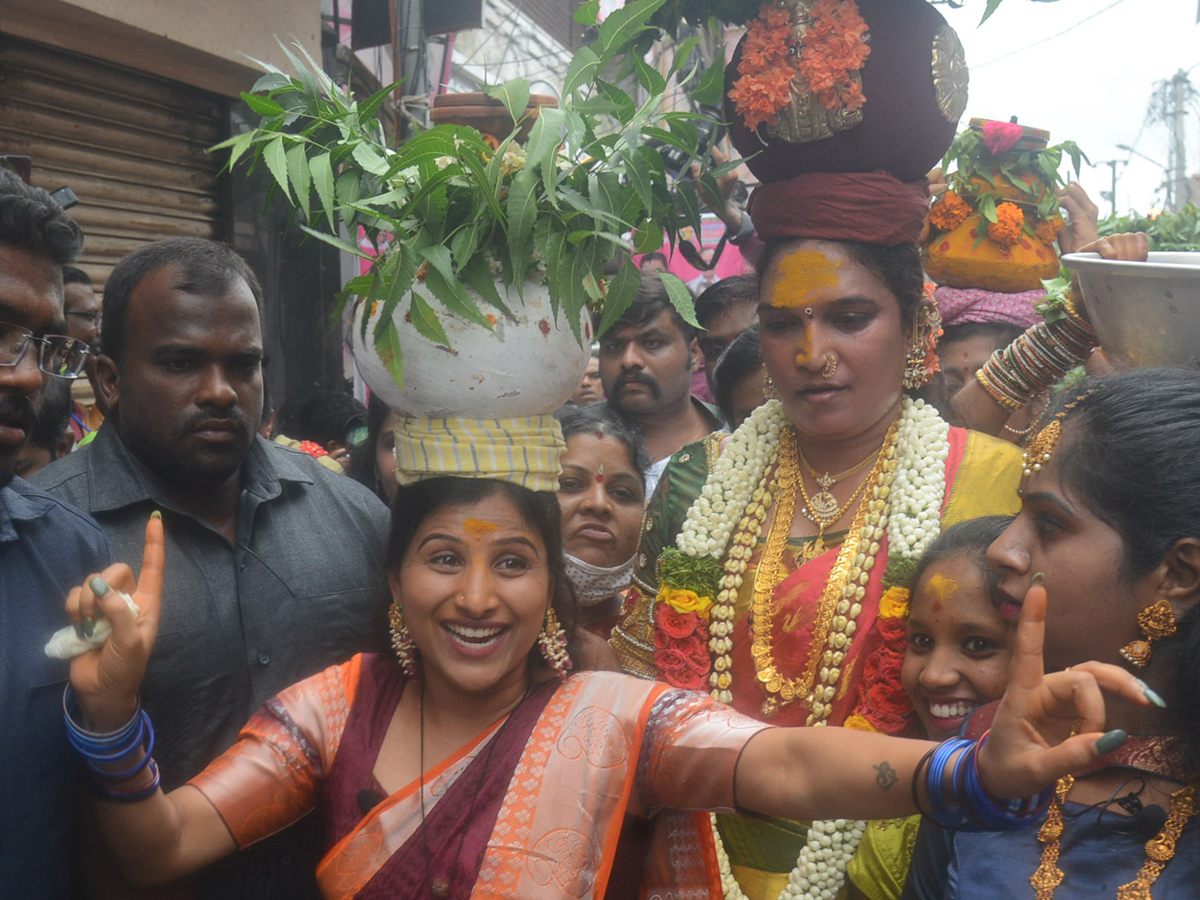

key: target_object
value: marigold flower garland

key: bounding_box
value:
[728,0,871,134]
[986,201,1025,247]
[658,398,950,900]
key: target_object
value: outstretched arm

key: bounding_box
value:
[64,516,238,885]
[735,583,1148,823]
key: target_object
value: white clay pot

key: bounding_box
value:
[351,279,593,417]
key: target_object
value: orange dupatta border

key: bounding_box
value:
[316,718,505,900]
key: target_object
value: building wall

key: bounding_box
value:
[4,0,320,97]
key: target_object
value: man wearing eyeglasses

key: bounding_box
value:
[33,236,390,900]
[62,265,106,444]
[0,168,113,899]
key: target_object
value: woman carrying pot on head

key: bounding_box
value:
[556,405,648,637]
[56,411,1149,900]
[904,367,1200,899]
[609,3,1028,895]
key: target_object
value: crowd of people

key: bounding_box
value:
[5,4,1200,899]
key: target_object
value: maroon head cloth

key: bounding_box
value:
[748,171,930,246]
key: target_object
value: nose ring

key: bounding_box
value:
[821,353,838,380]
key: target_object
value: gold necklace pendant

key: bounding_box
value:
[807,487,841,520]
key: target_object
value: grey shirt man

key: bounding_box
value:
[34,423,390,899]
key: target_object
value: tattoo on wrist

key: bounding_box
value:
[874,761,898,791]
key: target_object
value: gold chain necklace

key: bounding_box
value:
[749,425,892,718]
[1032,776,1197,900]
[797,446,880,521]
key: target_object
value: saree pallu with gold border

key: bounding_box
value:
[190,656,769,900]
[611,426,1021,900]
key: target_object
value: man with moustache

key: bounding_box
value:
[34,237,389,900]
[0,169,111,898]
[597,274,721,499]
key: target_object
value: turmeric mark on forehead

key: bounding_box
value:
[768,249,842,309]
[463,518,501,541]
[927,574,958,613]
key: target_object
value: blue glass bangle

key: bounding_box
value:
[923,733,1055,832]
[90,758,161,804]
[87,715,155,783]
[63,684,157,785]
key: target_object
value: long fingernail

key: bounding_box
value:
[1032,572,1045,585]
[1143,686,1167,709]
[81,617,95,638]
[1095,729,1128,755]
[151,510,162,521]
[74,622,87,639]
[88,576,110,597]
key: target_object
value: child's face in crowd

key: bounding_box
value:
[900,553,1014,741]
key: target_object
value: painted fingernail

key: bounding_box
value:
[151,510,162,521]
[88,576,110,597]
[1032,572,1045,585]
[82,618,95,638]
[1095,729,1128,755]
[1143,687,1167,709]
[74,622,87,639]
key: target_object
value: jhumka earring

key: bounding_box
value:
[1119,599,1178,668]
[763,374,778,400]
[538,607,573,679]
[388,601,418,675]
[821,353,839,380]
[902,303,943,390]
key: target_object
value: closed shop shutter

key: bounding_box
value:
[0,33,227,288]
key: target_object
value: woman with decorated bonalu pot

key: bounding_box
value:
[55,407,1152,900]
[904,368,1200,899]
[607,2,1033,898]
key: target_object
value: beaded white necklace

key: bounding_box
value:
[687,398,950,900]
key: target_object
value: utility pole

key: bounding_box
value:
[1169,71,1190,212]
[1094,159,1125,217]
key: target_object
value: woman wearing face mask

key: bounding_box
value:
[556,406,648,636]
[903,368,1200,899]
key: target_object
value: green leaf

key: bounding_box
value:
[597,260,642,337]
[563,47,602,99]
[374,317,405,389]
[242,92,287,118]
[421,246,491,328]
[691,59,726,107]
[359,79,404,122]
[484,79,530,135]
[574,0,600,25]
[298,224,372,259]
[633,56,667,97]
[285,142,311,219]
[592,0,669,66]
[250,71,292,94]
[980,0,1005,24]
[408,291,452,348]
[311,151,336,226]
[505,169,539,279]
[263,136,291,200]
[352,142,391,176]
[660,272,700,328]
[211,130,257,172]
[461,255,515,320]
[979,194,999,224]
[595,79,637,124]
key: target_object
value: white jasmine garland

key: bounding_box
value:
[886,398,951,564]
[700,398,952,900]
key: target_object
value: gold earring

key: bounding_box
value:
[902,303,942,390]
[1119,599,1178,668]
[388,601,418,675]
[821,353,838,380]
[538,607,573,679]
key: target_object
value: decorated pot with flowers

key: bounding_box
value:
[924,119,1084,293]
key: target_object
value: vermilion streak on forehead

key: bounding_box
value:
[768,249,842,308]
[463,518,501,541]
